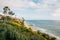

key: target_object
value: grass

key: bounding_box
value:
[0,15,56,40]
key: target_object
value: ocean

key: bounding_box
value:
[26,20,60,40]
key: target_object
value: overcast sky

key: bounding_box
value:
[0,0,60,20]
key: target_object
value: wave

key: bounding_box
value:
[25,21,60,40]
[29,24,60,40]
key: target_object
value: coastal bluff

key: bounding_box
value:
[0,14,56,40]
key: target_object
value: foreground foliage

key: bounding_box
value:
[0,15,56,40]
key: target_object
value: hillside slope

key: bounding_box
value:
[0,15,56,40]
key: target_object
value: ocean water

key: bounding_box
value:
[26,20,60,39]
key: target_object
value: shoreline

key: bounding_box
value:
[24,22,36,31]
[24,22,60,40]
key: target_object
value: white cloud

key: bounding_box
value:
[51,8,60,20]
[29,1,37,7]
[0,12,2,14]
[52,8,60,17]
[0,12,4,15]
[0,0,29,9]
[0,0,59,10]
[0,0,59,12]
[0,0,60,20]
[0,0,39,9]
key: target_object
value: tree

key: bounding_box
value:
[3,6,15,23]
[8,11,15,16]
[3,6,15,16]
[3,6,10,16]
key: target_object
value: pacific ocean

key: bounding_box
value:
[26,20,60,39]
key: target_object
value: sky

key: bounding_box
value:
[0,0,60,20]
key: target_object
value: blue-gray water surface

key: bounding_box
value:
[26,20,60,38]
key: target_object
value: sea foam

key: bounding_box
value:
[30,24,60,40]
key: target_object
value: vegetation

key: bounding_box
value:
[0,15,56,40]
[0,6,56,40]
[3,6,15,16]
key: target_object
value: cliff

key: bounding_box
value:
[0,15,56,40]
